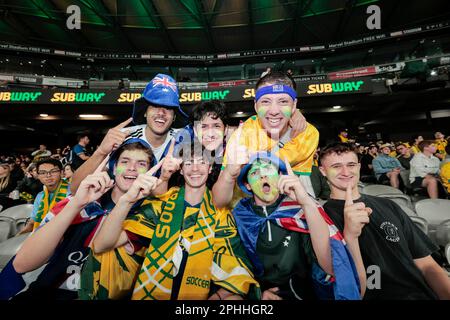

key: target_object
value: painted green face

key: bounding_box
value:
[281,105,292,118]
[247,159,280,203]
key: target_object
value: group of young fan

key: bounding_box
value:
[0,72,449,300]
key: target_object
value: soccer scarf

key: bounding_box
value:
[131,187,258,300]
[232,196,360,300]
[33,180,69,230]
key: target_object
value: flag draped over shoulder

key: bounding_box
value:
[232,196,360,300]
[131,187,259,300]
[33,180,70,230]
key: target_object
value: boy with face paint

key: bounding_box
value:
[213,71,317,208]
[232,152,360,300]
[92,141,259,300]
[155,100,229,195]
[1,140,157,300]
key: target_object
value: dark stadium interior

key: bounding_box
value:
[0,0,449,152]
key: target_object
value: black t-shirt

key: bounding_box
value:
[398,155,413,170]
[360,154,375,176]
[323,194,439,300]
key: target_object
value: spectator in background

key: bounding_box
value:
[338,129,349,143]
[411,135,424,154]
[286,69,293,77]
[71,134,91,170]
[440,144,450,196]
[434,131,447,161]
[51,148,63,161]
[16,163,42,200]
[63,163,74,182]
[0,159,19,209]
[409,140,441,199]
[260,67,272,78]
[31,144,51,162]
[18,158,69,234]
[359,144,378,183]
[8,158,24,182]
[396,143,414,170]
[372,144,404,189]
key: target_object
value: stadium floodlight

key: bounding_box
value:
[332,105,342,109]
[236,111,244,115]
[79,114,104,119]
[39,114,49,117]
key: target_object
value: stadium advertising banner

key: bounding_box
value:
[0,78,372,105]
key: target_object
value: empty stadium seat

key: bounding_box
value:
[0,218,14,243]
[377,194,414,210]
[415,199,450,227]
[361,184,404,196]
[445,243,450,265]
[436,219,450,247]
[0,234,29,271]
[396,203,417,217]
[0,204,33,220]
[408,216,429,235]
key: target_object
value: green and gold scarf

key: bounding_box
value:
[33,179,69,230]
[131,187,258,300]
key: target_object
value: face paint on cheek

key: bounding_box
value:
[115,165,126,176]
[137,167,147,175]
[257,106,269,118]
[281,106,292,118]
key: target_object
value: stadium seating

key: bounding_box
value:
[0,234,29,271]
[408,216,429,235]
[0,204,33,242]
[415,199,450,227]
[361,184,404,196]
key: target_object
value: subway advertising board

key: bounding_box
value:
[0,78,372,105]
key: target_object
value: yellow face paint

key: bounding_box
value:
[137,167,147,175]
[281,106,292,118]
[257,106,269,118]
[115,165,126,176]
[247,160,279,202]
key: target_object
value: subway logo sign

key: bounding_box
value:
[301,80,371,96]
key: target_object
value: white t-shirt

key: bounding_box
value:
[409,152,440,183]
[126,124,179,161]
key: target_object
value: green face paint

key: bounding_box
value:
[137,167,147,175]
[281,105,292,118]
[115,165,126,176]
[257,106,269,119]
[247,160,279,203]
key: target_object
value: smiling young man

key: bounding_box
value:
[92,141,258,300]
[0,140,156,300]
[319,142,450,300]
[17,158,70,234]
[71,74,186,195]
[213,71,316,208]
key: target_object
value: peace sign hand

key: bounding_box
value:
[120,160,164,204]
[72,155,114,207]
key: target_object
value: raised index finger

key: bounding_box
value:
[114,117,133,130]
[345,182,354,207]
[284,156,294,176]
[94,155,110,174]
[146,158,164,176]
[167,139,176,158]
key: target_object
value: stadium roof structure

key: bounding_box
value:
[0,0,449,54]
